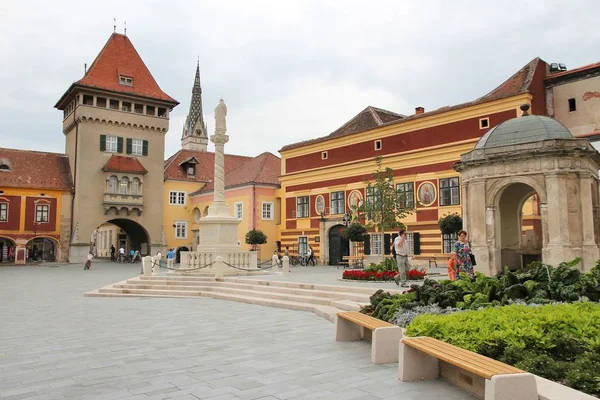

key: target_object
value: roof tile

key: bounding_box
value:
[192,152,280,195]
[0,148,73,191]
[102,155,148,174]
[59,33,177,105]
[163,150,253,182]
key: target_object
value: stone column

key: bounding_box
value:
[466,180,490,274]
[544,173,570,265]
[208,113,230,217]
[578,173,600,271]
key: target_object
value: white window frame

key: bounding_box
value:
[234,202,243,219]
[405,232,415,256]
[330,191,345,215]
[107,176,117,194]
[35,204,49,223]
[131,178,140,195]
[371,233,384,256]
[169,191,186,205]
[298,236,308,256]
[440,177,460,206]
[131,139,143,156]
[119,76,133,86]
[479,117,490,129]
[119,177,129,194]
[0,203,7,222]
[296,196,309,218]
[175,221,188,239]
[262,202,274,220]
[105,135,118,153]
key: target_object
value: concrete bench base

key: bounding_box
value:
[335,315,403,364]
[399,341,537,400]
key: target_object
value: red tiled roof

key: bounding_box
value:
[102,155,148,174]
[193,152,280,194]
[56,33,177,108]
[545,61,600,81]
[163,150,253,182]
[0,148,72,191]
[329,106,405,139]
[280,58,544,152]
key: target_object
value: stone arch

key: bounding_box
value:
[493,182,543,270]
[26,236,59,262]
[328,224,349,266]
[104,218,151,256]
[487,175,547,207]
[193,207,201,222]
[0,236,16,262]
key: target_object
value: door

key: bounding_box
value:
[328,225,349,266]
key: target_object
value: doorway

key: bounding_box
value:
[328,224,349,266]
[176,247,189,263]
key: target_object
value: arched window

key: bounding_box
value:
[108,176,117,194]
[120,177,129,194]
[131,178,140,195]
[194,208,201,221]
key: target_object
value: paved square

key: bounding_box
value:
[0,262,474,399]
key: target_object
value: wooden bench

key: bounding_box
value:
[342,255,364,269]
[399,337,537,400]
[335,311,403,364]
[428,253,449,268]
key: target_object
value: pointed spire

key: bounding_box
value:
[181,62,208,151]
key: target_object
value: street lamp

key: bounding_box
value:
[343,213,351,227]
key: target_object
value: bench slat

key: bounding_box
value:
[408,339,521,377]
[405,337,523,374]
[403,337,524,379]
[338,311,393,330]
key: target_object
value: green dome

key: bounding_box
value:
[476,111,573,149]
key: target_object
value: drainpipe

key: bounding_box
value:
[252,184,256,230]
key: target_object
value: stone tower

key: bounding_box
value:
[54,32,179,263]
[181,63,208,151]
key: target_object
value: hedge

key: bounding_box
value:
[406,302,600,397]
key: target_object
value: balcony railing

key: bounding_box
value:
[103,193,144,215]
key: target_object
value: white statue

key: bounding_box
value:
[215,99,227,132]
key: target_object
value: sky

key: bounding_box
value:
[1,0,599,159]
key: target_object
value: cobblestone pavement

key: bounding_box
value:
[0,262,474,400]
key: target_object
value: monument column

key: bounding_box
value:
[207,99,230,218]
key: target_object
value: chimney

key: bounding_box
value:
[415,106,425,115]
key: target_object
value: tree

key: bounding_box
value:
[360,156,413,232]
[343,222,368,242]
[245,229,267,251]
[438,213,462,235]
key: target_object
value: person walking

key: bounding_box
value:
[307,246,316,266]
[84,252,93,270]
[393,229,411,287]
[110,245,116,262]
[166,248,176,269]
[454,230,475,278]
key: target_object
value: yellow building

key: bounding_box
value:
[0,148,73,264]
[189,152,281,261]
[277,58,549,265]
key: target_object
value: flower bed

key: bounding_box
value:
[342,268,426,281]
[342,270,397,281]
[407,303,600,397]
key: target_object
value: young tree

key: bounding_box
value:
[245,229,267,251]
[360,156,413,232]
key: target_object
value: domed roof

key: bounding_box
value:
[475,105,574,149]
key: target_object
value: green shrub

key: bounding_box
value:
[406,302,600,396]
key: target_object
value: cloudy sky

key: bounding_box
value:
[1,0,598,159]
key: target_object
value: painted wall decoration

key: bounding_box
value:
[417,182,436,207]
[348,190,364,223]
[315,195,325,215]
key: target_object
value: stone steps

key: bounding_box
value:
[123,280,371,302]
[86,276,379,322]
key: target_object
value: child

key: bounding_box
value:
[447,252,457,281]
[272,250,281,268]
[84,252,93,270]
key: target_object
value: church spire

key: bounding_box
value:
[181,62,208,151]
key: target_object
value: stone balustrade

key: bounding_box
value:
[179,250,258,274]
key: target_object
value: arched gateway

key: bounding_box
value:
[455,105,600,274]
